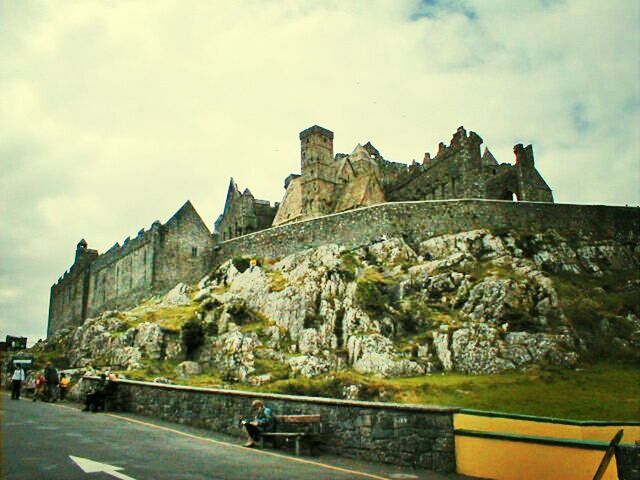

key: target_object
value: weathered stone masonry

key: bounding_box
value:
[47,124,639,337]
[83,377,458,472]
[214,199,640,264]
[50,198,639,337]
[48,201,212,335]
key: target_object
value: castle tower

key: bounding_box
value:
[300,125,334,175]
[299,125,337,216]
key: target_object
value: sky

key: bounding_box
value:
[1,0,638,344]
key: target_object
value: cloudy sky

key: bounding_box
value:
[1,0,638,344]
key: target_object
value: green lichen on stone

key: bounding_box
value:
[267,270,287,292]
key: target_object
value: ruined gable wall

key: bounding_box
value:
[385,151,465,202]
[214,200,639,263]
[152,207,212,292]
[216,195,252,240]
[516,163,554,202]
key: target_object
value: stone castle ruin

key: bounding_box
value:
[221,125,553,236]
[47,125,575,336]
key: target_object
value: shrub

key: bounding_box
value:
[232,257,250,273]
[227,302,248,320]
[355,281,389,315]
[339,251,362,281]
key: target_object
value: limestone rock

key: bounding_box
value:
[161,283,191,307]
[433,332,453,371]
[110,347,143,370]
[175,361,202,378]
[135,322,165,360]
[347,334,425,377]
[368,237,417,265]
[287,355,331,378]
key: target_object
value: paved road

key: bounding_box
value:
[2,394,463,480]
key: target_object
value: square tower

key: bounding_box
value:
[299,125,336,216]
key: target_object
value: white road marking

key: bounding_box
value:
[53,402,390,479]
[70,456,137,480]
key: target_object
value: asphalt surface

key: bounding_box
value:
[2,393,466,480]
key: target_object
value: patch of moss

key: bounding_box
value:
[259,375,344,398]
[359,266,390,284]
[339,251,362,280]
[254,358,290,381]
[268,270,287,292]
[125,304,199,333]
[240,321,264,334]
[227,302,248,321]
[355,281,389,314]
[354,266,398,316]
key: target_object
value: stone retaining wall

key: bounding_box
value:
[213,199,639,263]
[83,377,458,472]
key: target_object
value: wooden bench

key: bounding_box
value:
[259,414,322,456]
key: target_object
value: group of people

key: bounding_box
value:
[11,362,274,447]
[9,362,70,402]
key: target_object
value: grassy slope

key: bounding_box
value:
[254,363,639,421]
[389,364,640,420]
[116,362,638,422]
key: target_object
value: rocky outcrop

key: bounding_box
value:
[42,229,639,385]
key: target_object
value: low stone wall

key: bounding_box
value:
[213,199,640,263]
[82,377,458,472]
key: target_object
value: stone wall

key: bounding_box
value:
[83,377,458,472]
[87,232,155,317]
[50,198,639,336]
[214,199,640,264]
[152,201,212,292]
[48,244,98,335]
[49,201,212,336]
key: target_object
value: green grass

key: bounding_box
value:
[254,358,290,381]
[381,364,639,421]
[126,304,199,332]
[247,364,640,421]
[339,251,362,280]
[111,357,638,421]
[30,349,71,370]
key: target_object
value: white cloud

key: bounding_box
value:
[0,0,638,342]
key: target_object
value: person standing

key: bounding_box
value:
[44,362,59,402]
[11,364,25,400]
[58,373,70,401]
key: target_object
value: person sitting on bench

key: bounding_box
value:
[241,400,274,447]
[82,374,109,412]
